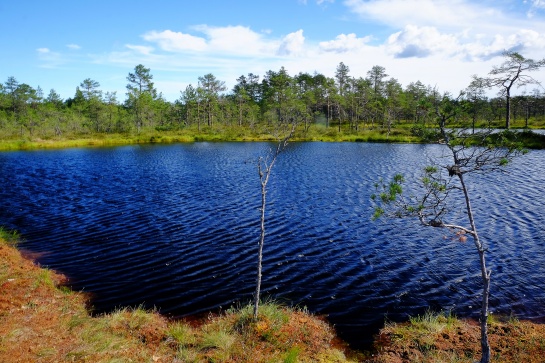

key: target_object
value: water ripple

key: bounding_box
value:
[0,142,543,350]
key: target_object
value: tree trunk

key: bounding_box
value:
[197,102,201,132]
[326,99,330,128]
[458,174,491,363]
[238,98,243,127]
[253,176,267,319]
[207,100,212,127]
[478,249,491,363]
[505,91,511,129]
[253,131,293,320]
[338,105,341,132]
[525,102,530,128]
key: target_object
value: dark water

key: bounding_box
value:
[1,142,544,349]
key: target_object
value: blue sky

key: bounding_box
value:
[1,0,545,101]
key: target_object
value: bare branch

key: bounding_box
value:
[254,122,296,320]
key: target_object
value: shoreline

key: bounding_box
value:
[3,233,545,362]
[1,127,544,152]
[0,234,365,362]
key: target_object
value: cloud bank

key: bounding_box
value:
[39,0,545,100]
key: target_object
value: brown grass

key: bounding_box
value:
[368,311,545,363]
[0,233,359,362]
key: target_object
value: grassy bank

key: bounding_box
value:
[0,229,361,362]
[369,311,545,363]
[1,125,544,151]
[0,126,421,151]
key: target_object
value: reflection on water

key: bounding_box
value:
[0,142,544,349]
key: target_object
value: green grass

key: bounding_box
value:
[32,269,56,289]
[407,309,458,333]
[200,328,236,351]
[167,321,196,346]
[512,129,545,149]
[2,123,543,151]
[283,346,301,363]
[0,125,424,151]
[0,227,20,247]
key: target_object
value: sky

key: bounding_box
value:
[1,0,545,102]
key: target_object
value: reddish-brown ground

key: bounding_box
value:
[369,315,545,362]
[3,239,545,362]
[0,240,359,362]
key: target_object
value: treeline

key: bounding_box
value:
[1,61,545,140]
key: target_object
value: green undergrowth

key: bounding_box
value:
[2,120,544,151]
[0,127,424,151]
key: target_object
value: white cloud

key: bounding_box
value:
[277,29,305,56]
[299,0,335,4]
[526,0,545,16]
[125,44,155,55]
[143,30,207,52]
[383,24,545,62]
[343,0,499,30]
[142,26,276,57]
[460,29,545,61]
[319,33,372,53]
[344,0,545,59]
[87,1,544,101]
[67,44,81,50]
[36,48,65,68]
[386,25,459,58]
[193,25,270,55]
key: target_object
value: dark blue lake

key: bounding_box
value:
[0,142,544,349]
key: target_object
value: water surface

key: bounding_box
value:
[0,142,543,349]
